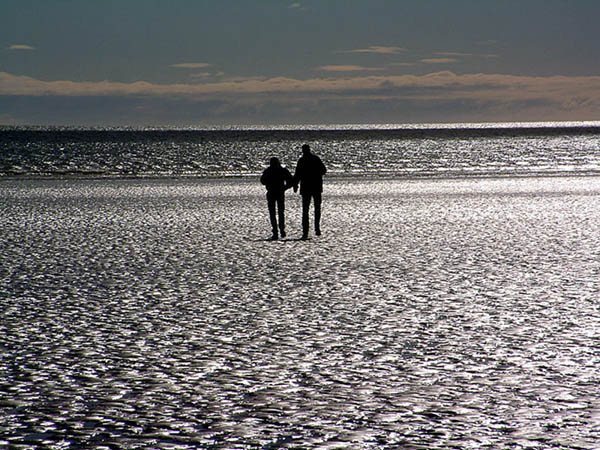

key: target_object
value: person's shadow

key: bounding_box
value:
[253,237,309,242]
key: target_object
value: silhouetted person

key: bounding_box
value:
[293,144,327,240]
[261,157,293,240]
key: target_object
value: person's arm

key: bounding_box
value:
[284,168,294,190]
[292,160,301,192]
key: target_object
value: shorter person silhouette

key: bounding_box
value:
[261,157,293,240]
[293,144,327,240]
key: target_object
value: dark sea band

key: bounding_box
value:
[2,122,600,180]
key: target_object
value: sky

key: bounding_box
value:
[2,0,600,126]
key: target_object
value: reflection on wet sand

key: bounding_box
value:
[1,177,599,449]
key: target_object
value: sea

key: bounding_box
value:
[2,122,600,180]
[1,122,600,449]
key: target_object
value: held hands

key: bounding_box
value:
[284,182,297,192]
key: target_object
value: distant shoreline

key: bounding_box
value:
[2,125,600,143]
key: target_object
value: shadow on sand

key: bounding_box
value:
[253,237,311,242]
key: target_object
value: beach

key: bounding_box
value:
[1,175,599,449]
[5,0,600,444]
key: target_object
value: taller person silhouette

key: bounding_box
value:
[293,144,327,240]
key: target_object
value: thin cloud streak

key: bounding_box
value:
[435,52,472,57]
[8,44,35,51]
[421,58,459,64]
[316,65,385,72]
[342,46,406,54]
[190,72,213,79]
[478,40,499,46]
[170,63,212,69]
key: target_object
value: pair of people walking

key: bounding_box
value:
[260,144,327,240]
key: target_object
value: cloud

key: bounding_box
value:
[316,65,384,72]
[2,70,599,100]
[190,71,225,79]
[8,44,35,51]
[289,2,302,8]
[478,40,499,46]
[3,71,600,124]
[3,70,600,101]
[170,63,212,69]
[435,52,472,57]
[221,75,267,82]
[190,72,213,79]
[420,58,459,64]
[343,46,406,55]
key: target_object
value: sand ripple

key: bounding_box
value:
[1,177,599,449]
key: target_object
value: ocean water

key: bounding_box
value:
[1,124,600,449]
[1,122,600,179]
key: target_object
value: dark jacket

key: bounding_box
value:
[293,153,327,195]
[261,165,293,194]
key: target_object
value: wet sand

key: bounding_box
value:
[1,176,600,449]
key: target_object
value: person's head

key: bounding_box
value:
[269,157,280,168]
[301,144,311,156]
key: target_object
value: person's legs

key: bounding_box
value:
[301,194,311,239]
[266,192,278,238]
[276,193,286,237]
[313,193,322,235]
